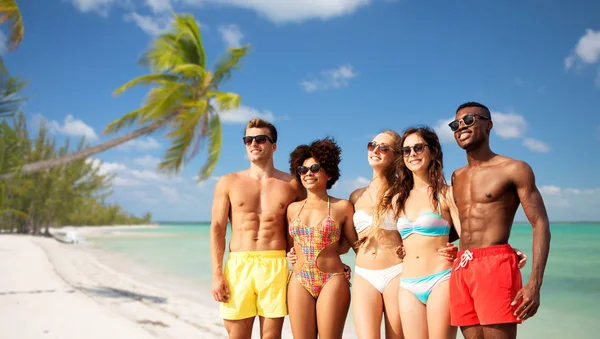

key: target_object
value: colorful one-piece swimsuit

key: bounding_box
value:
[289,196,343,298]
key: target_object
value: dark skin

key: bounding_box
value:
[451,106,551,339]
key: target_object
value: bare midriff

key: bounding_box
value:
[355,230,403,270]
[401,234,451,278]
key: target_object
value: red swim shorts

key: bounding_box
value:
[450,244,523,327]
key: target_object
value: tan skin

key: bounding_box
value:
[397,133,459,339]
[451,106,551,339]
[349,133,406,339]
[210,127,306,339]
[286,156,356,339]
[287,133,460,339]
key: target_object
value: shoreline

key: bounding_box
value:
[0,227,302,338]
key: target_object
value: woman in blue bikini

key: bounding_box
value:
[376,126,527,339]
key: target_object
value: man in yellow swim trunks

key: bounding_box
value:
[210,118,306,339]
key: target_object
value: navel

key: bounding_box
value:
[486,193,492,198]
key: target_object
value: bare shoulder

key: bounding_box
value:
[504,158,535,182]
[330,196,355,213]
[349,187,367,204]
[287,199,305,217]
[451,165,467,181]
[214,172,239,188]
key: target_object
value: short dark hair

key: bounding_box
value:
[289,137,342,189]
[456,102,492,120]
[245,119,278,143]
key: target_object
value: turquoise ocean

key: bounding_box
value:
[87,223,600,338]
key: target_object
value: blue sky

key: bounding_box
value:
[5,0,600,222]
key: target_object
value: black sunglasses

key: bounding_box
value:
[297,164,321,175]
[448,114,490,132]
[367,141,392,153]
[401,143,428,157]
[242,135,274,145]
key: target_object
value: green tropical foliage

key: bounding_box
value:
[0,12,249,181]
[0,0,24,51]
[0,112,152,234]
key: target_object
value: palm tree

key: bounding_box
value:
[0,0,26,118]
[0,0,24,51]
[0,12,248,181]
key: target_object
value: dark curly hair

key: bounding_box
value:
[375,126,447,220]
[289,137,342,189]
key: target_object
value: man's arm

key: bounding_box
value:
[210,176,231,302]
[510,161,551,320]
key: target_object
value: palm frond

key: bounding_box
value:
[158,98,210,173]
[197,113,222,181]
[213,91,241,111]
[0,0,24,50]
[0,72,26,117]
[212,45,250,86]
[102,107,145,135]
[171,13,206,68]
[171,63,207,80]
[113,73,179,96]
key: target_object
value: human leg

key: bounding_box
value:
[287,276,317,339]
[425,279,456,339]
[398,284,428,339]
[258,316,285,339]
[382,274,403,339]
[352,271,384,339]
[316,274,351,339]
[224,318,255,339]
[481,324,517,339]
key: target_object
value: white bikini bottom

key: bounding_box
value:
[354,263,403,293]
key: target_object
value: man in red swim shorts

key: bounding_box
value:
[448,102,551,339]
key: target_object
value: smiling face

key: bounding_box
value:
[453,106,492,150]
[367,132,396,170]
[299,157,330,191]
[402,133,432,175]
[244,127,276,162]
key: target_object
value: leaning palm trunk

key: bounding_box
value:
[0,13,247,182]
[0,114,175,180]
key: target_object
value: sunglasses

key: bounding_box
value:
[367,141,392,153]
[401,143,428,157]
[297,164,321,175]
[242,135,274,145]
[448,114,490,132]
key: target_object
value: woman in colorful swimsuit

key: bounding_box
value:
[288,130,458,338]
[286,137,358,338]
[375,126,527,339]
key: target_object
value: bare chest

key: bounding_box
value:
[453,168,515,206]
[229,179,294,215]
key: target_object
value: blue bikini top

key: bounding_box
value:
[396,196,450,239]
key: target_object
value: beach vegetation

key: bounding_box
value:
[0,112,152,234]
[0,12,249,181]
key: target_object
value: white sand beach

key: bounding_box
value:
[0,227,297,339]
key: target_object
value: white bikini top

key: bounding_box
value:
[353,210,397,233]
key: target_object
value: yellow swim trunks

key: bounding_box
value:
[219,250,288,320]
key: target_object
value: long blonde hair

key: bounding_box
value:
[354,129,402,249]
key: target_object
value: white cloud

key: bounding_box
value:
[219,24,244,48]
[86,158,127,175]
[67,0,119,16]
[159,184,180,202]
[49,114,98,141]
[491,111,527,139]
[124,12,172,35]
[117,137,161,151]
[565,29,600,68]
[522,138,550,153]
[220,105,275,124]
[300,64,358,92]
[145,0,171,13]
[133,155,161,169]
[565,29,600,87]
[434,117,456,144]
[182,0,372,23]
[330,176,370,198]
